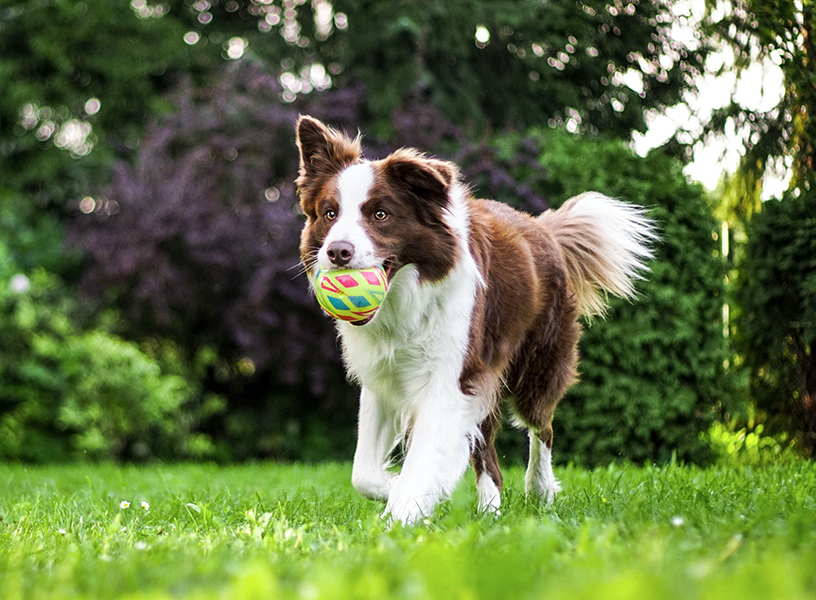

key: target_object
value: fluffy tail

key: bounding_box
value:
[539,192,657,317]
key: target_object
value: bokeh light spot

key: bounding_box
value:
[84,98,101,115]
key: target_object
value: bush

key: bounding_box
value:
[735,190,816,454]
[704,421,801,466]
[493,130,733,466]
[0,239,219,462]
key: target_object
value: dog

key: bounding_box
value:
[295,115,655,524]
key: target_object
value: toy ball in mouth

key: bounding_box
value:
[314,266,388,325]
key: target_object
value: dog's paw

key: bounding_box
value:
[543,478,562,506]
[352,471,396,502]
[381,490,434,526]
[525,474,562,506]
[476,476,502,515]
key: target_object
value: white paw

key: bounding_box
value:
[476,476,502,514]
[352,470,396,502]
[525,473,562,505]
[478,501,502,517]
[382,490,435,526]
[543,478,562,506]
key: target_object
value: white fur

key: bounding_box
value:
[524,431,561,505]
[339,183,486,525]
[544,192,657,317]
[569,192,655,291]
[476,474,502,514]
[351,386,398,500]
[318,162,380,270]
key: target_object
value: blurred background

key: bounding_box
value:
[0,0,813,465]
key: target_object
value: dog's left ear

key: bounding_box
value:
[381,149,458,223]
[296,115,361,183]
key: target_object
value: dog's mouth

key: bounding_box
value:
[381,257,397,283]
[350,315,374,326]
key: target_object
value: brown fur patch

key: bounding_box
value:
[366,152,459,282]
[296,116,361,185]
[296,119,461,282]
[462,200,582,489]
[295,116,362,269]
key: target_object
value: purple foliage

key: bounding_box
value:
[67,62,551,457]
[367,92,549,213]
[69,63,338,395]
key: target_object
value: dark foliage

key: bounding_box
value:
[331,0,710,137]
[1,0,711,217]
[735,190,816,454]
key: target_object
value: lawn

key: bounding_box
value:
[1,461,814,599]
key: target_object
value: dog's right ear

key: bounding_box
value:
[296,116,361,182]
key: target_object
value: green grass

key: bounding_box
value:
[1,461,815,599]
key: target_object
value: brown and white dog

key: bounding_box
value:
[295,116,655,524]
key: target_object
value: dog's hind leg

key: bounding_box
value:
[351,387,399,501]
[508,297,581,506]
[471,414,503,513]
[524,425,561,504]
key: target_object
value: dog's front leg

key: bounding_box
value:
[351,387,398,501]
[383,391,475,525]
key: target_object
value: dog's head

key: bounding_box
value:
[296,116,461,284]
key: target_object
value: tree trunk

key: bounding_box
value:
[801,350,816,456]
[793,330,816,455]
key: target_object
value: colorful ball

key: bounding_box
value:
[314,266,389,324]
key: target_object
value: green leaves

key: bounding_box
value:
[0,238,219,462]
[736,189,816,451]
[334,0,707,136]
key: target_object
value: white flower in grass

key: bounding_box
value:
[141,501,150,512]
[671,516,685,527]
[120,500,131,509]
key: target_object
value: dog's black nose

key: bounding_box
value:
[327,241,355,266]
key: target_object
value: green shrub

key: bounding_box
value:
[0,241,219,462]
[493,130,734,466]
[704,421,802,466]
[734,189,816,453]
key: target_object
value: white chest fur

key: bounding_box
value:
[338,259,479,424]
[341,257,488,524]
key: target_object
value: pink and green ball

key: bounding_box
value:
[314,266,389,323]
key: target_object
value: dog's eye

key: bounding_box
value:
[374,209,388,221]
[324,209,337,221]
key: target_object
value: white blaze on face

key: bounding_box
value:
[318,162,379,270]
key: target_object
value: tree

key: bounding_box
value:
[698,0,816,208]
[735,190,816,454]
[332,0,711,136]
[691,1,816,453]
